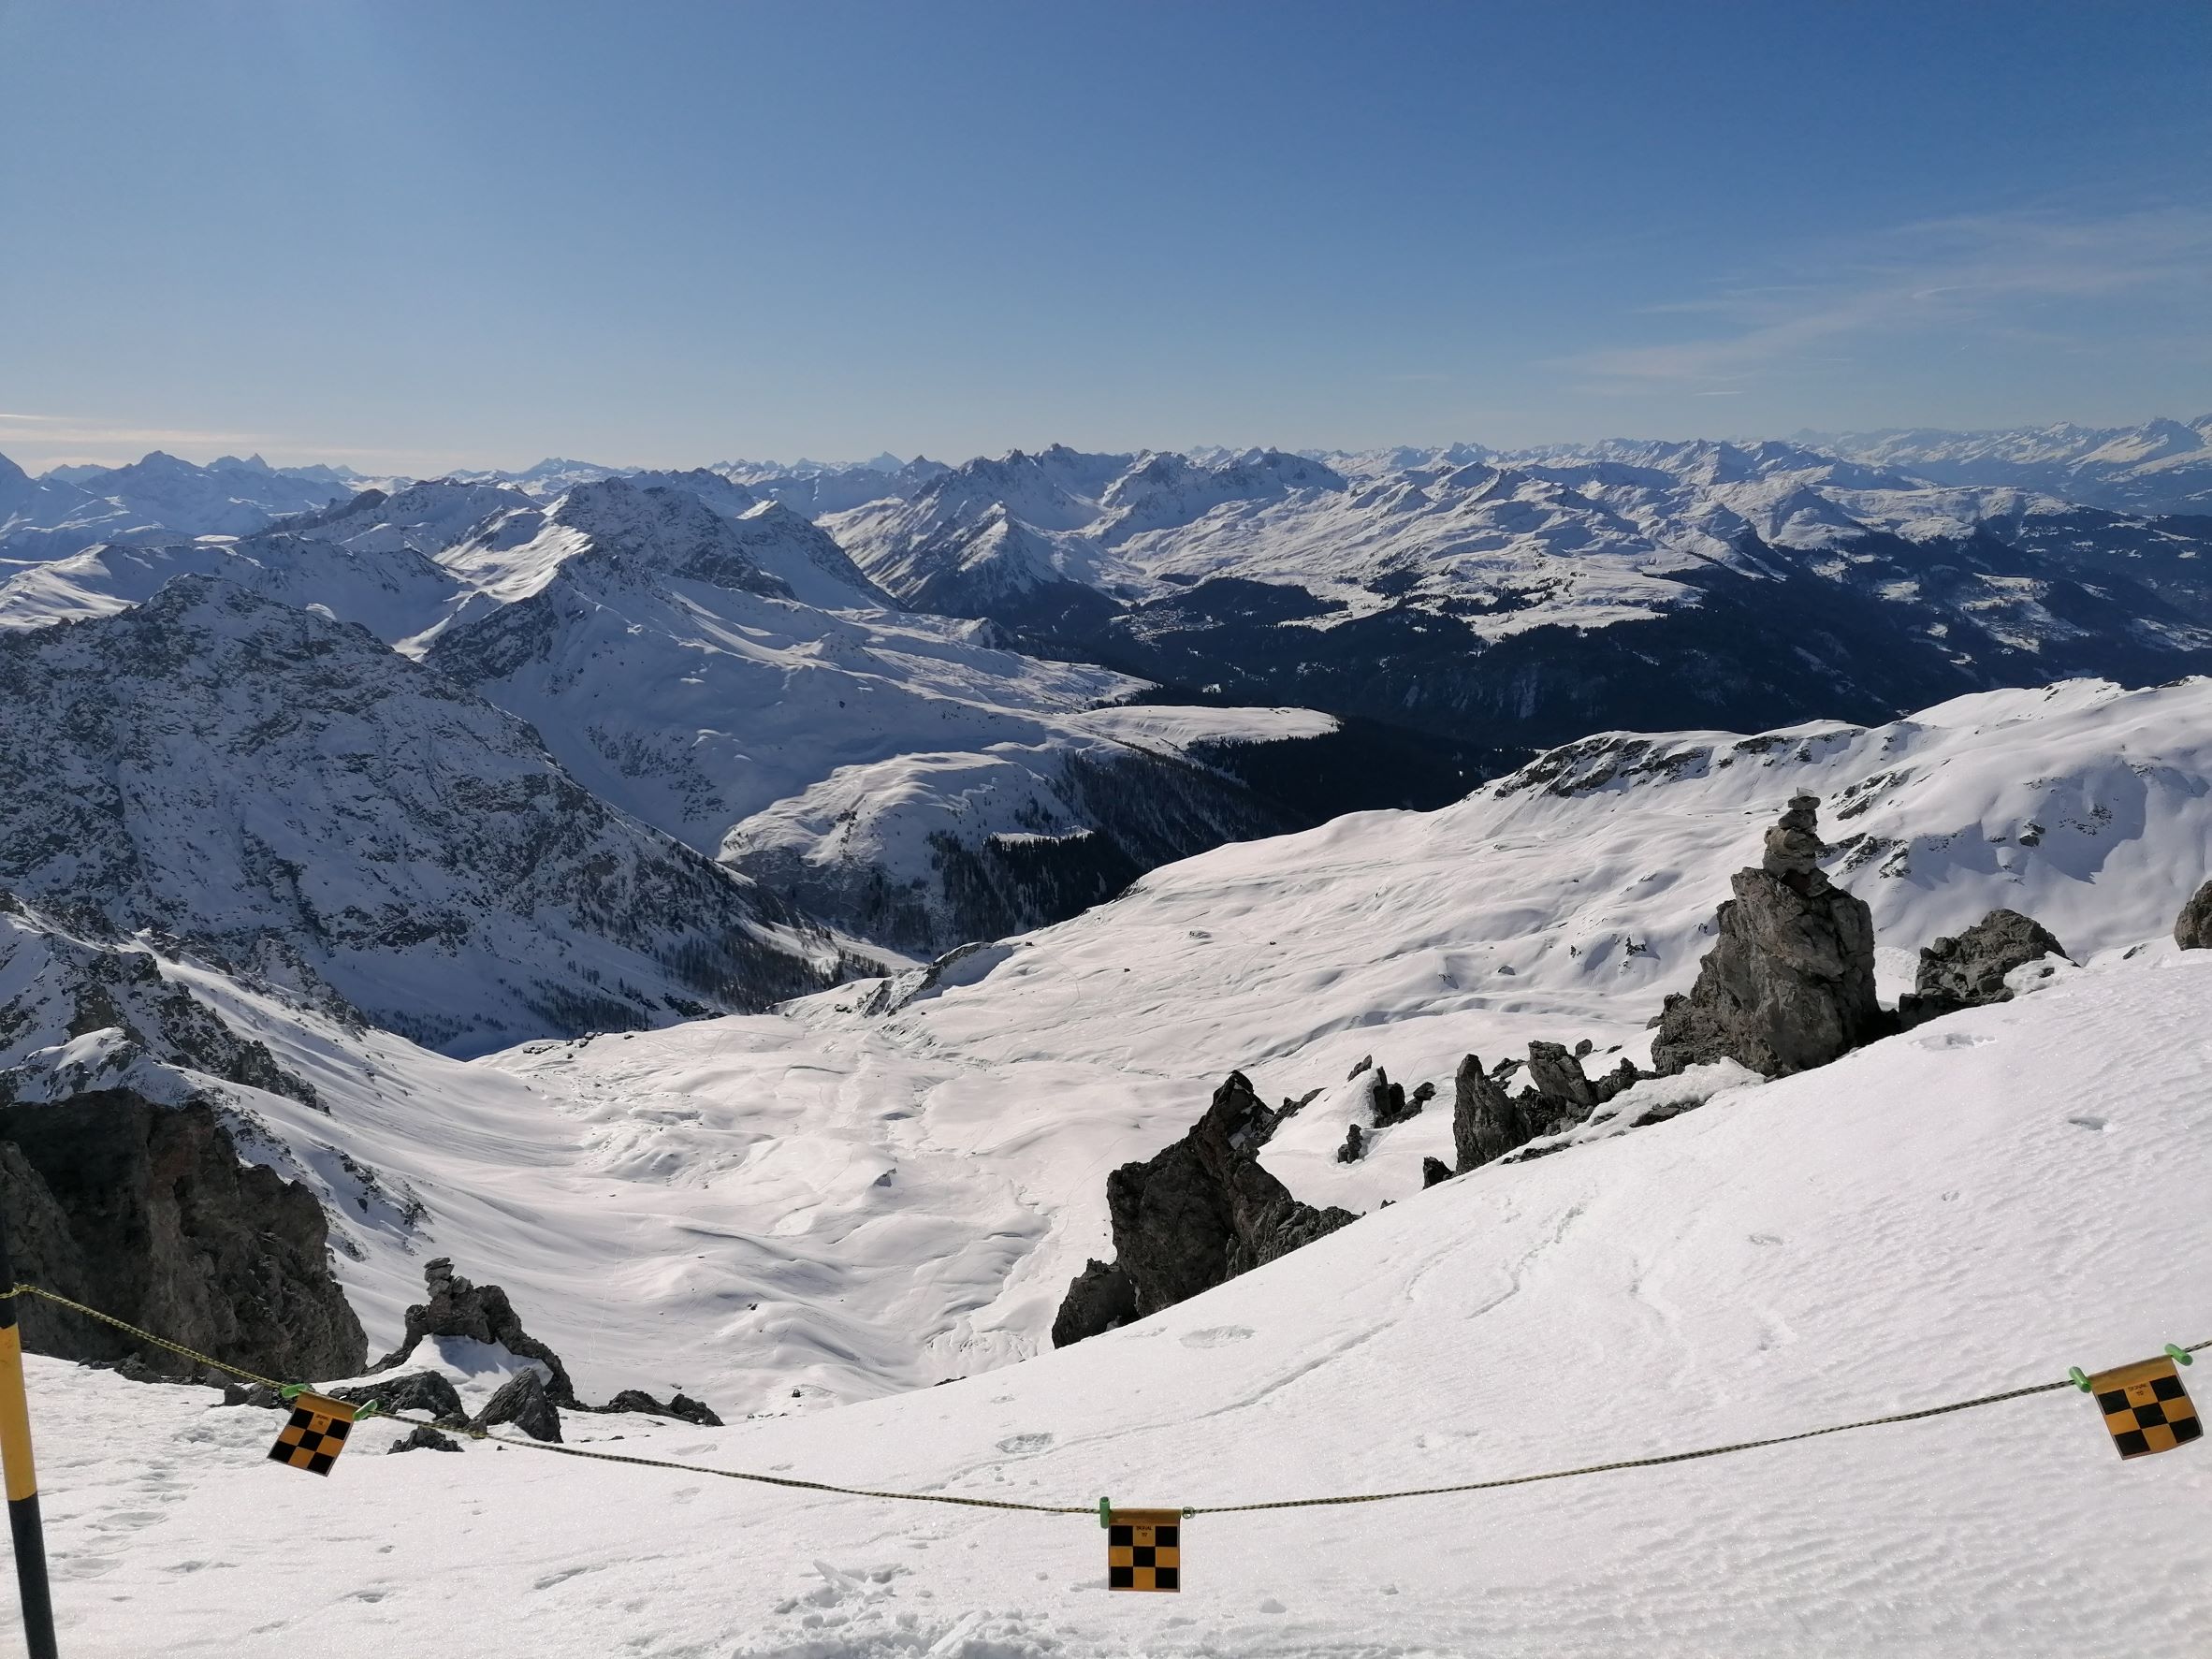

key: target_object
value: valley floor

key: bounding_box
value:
[14,951,2210,1657]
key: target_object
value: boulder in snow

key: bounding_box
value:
[1897,908,2071,1028]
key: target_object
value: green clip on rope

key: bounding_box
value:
[1099,1498,1112,1529]
[2166,1345,2194,1367]
[2069,1368,2092,1393]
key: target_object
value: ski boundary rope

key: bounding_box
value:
[10,1284,2202,1520]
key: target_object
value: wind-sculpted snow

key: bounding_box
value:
[0,577,850,1054]
[17,946,2212,1655]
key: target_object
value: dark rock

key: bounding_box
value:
[1420,1157,1452,1189]
[0,1093,366,1382]
[1051,1258,1137,1346]
[1524,1041,1599,1113]
[1451,1048,1607,1173]
[1410,1081,1436,1110]
[220,1382,284,1410]
[1594,1058,1643,1104]
[331,1371,465,1423]
[1346,1055,1373,1080]
[1572,1039,1594,1058]
[2175,879,2212,951]
[667,1393,722,1428]
[1651,795,1887,1076]
[603,1388,724,1428]
[371,1258,575,1405]
[387,1424,460,1454]
[1051,1072,1356,1346]
[1896,909,2071,1028]
[1337,1123,1367,1163]
[473,1369,561,1443]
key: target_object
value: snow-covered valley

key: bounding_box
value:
[0,430,2208,1658]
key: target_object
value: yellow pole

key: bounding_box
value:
[0,1208,58,1659]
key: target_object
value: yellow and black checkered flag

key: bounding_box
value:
[268,1393,357,1476]
[1106,1507,1181,1592]
[2088,1355,2201,1460]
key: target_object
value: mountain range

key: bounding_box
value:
[1,415,2206,1041]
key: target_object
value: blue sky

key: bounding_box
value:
[2,0,2207,473]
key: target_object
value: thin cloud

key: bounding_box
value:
[1557,206,2212,395]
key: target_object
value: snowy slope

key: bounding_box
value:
[11,945,2211,1657]
[4,673,2189,1444]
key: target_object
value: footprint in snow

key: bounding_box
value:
[995,1432,1053,1454]
[1180,1325,1255,1348]
[1915,1031,1995,1051]
[2067,1114,2114,1133]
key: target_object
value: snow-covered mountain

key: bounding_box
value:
[418,477,1339,952]
[0,451,361,560]
[1803,415,2212,515]
[825,440,2212,747]
[0,529,464,641]
[0,577,855,1055]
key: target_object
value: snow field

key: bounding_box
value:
[11,950,2211,1657]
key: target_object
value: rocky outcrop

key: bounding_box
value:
[605,1389,723,1427]
[1896,909,2070,1028]
[1337,1124,1367,1163]
[1050,1259,1139,1347]
[1052,1072,1357,1346]
[388,1424,461,1454]
[331,1371,466,1425]
[1650,794,1887,1076]
[371,1258,575,1405]
[2177,879,2212,950]
[1420,1157,1452,1189]
[0,1092,365,1381]
[473,1369,561,1443]
[1449,1043,1643,1173]
[1524,1042,1598,1113]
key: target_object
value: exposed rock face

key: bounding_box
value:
[371,1259,575,1405]
[2177,879,2212,950]
[1651,794,1887,1077]
[473,1369,561,1443]
[0,1092,365,1382]
[331,1372,465,1424]
[1337,1123,1367,1163]
[1896,909,2071,1028]
[1050,1259,1138,1348]
[1524,1042,1598,1113]
[1052,1071,1357,1346]
[1420,1157,1452,1189]
[388,1424,461,1454]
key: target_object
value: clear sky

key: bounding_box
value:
[2,0,2208,473]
